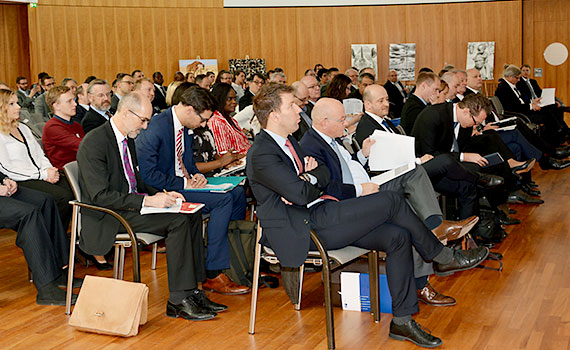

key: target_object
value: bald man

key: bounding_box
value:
[77,92,226,321]
[383,70,408,118]
[247,83,489,347]
[291,81,312,140]
[300,75,320,112]
[440,71,460,102]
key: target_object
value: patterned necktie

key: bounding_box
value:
[176,129,190,179]
[105,111,113,119]
[330,140,354,184]
[452,122,460,152]
[285,139,303,175]
[122,138,138,193]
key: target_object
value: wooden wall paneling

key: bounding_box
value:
[259,7,298,80]
[37,0,222,8]
[148,7,168,79]
[295,7,335,78]
[404,4,444,77]
[0,4,30,89]
[367,6,406,81]
[522,0,534,68]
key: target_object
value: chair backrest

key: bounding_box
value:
[489,96,505,116]
[63,161,81,202]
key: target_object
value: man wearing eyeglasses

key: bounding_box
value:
[135,86,250,296]
[300,75,321,114]
[239,73,265,111]
[34,75,57,123]
[81,79,114,134]
[291,81,312,141]
[110,73,135,114]
[77,92,226,322]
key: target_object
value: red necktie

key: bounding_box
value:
[285,139,303,175]
[176,129,190,178]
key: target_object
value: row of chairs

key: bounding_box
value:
[62,160,384,350]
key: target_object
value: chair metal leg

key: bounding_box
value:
[151,243,157,270]
[368,250,380,323]
[248,224,263,335]
[28,268,33,282]
[294,264,305,310]
[118,245,126,280]
[66,205,79,315]
[310,230,335,350]
[113,244,120,279]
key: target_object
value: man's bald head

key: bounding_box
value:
[440,71,459,98]
[466,68,483,90]
[312,97,347,138]
[363,84,390,117]
[300,75,320,102]
[114,92,152,138]
[291,81,309,108]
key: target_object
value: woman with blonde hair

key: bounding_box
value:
[0,89,74,231]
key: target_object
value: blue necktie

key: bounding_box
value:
[330,140,354,184]
[452,122,460,152]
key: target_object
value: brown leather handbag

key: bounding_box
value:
[69,275,149,337]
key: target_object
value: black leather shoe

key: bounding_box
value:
[192,290,228,313]
[527,181,538,188]
[476,173,504,189]
[521,184,541,197]
[389,319,442,348]
[507,190,544,204]
[498,210,521,225]
[435,246,490,276]
[511,158,535,175]
[166,297,217,321]
[540,157,570,170]
[553,147,570,159]
[55,273,84,289]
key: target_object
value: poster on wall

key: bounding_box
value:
[228,58,266,78]
[179,59,219,76]
[389,43,416,82]
[351,44,378,76]
[466,42,495,80]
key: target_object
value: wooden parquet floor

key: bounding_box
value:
[1,167,569,349]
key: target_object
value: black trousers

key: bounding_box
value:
[120,211,205,293]
[18,171,74,231]
[422,154,478,219]
[309,191,444,317]
[0,187,69,289]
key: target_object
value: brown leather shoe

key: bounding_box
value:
[202,273,250,295]
[417,283,456,306]
[432,216,479,242]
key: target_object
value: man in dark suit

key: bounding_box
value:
[383,70,408,118]
[356,84,486,220]
[110,73,134,114]
[495,65,565,144]
[152,71,168,111]
[81,79,113,133]
[348,72,374,101]
[77,92,226,321]
[34,75,57,123]
[239,73,265,111]
[247,83,489,348]
[400,72,440,135]
[16,76,40,110]
[300,75,321,117]
[301,97,483,308]
[0,172,79,305]
[291,81,312,141]
[136,87,249,295]
[73,83,89,123]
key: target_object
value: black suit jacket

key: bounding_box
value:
[76,122,158,255]
[81,108,109,134]
[494,80,530,114]
[383,80,406,118]
[246,129,330,267]
[110,94,120,114]
[516,78,542,104]
[400,94,428,135]
[463,87,478,97]
[355,112,400,146]
[412,102,460,160]
[239,89,254,111]
[153,85,168,110]
[73,104,88,124]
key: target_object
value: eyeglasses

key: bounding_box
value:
[252,79,264,85]
[196,111,211,123]
[121,80,134,85]
[129,109,151,124]
[294,95,309,103]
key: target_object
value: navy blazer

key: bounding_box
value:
[412,102,460,160]
[516,78,542,104]
[300,128,359,200]
[246,129,330,267]
[400,94,428,135]
[135,107,200,191]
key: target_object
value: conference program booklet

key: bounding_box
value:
[182,176,246,193]
[140,198,205,215]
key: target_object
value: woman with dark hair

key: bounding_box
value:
[325,74,363,132]
[325,74,352,101]
[208,83,251,155]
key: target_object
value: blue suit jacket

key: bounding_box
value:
[300,128,359,200]
[135,108,200,191]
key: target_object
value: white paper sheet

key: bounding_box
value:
[370,161,416,186]
[343,98,363,117]
[539,88,555,107]
[368,130,416,171]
